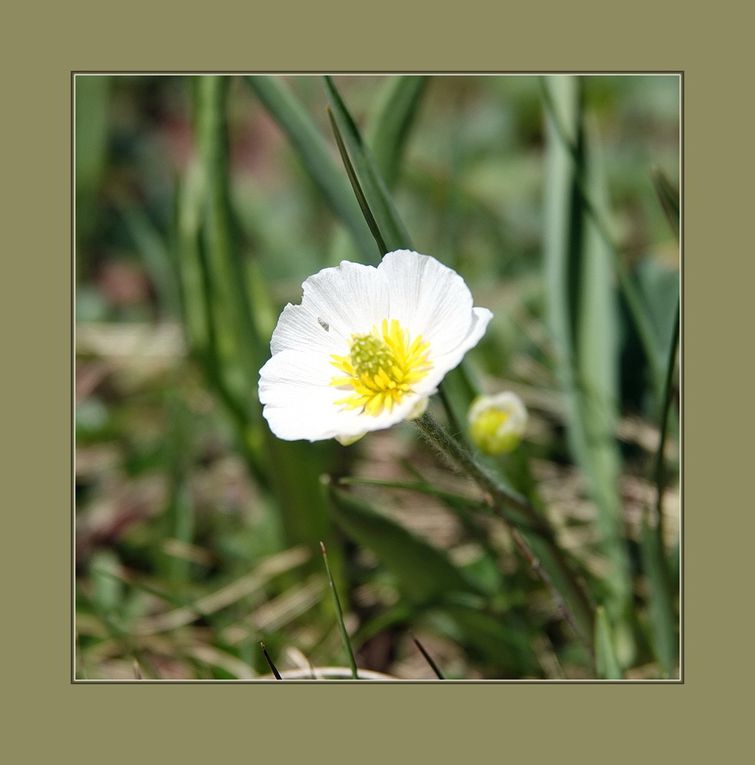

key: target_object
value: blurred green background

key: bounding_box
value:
[75,74,679,680]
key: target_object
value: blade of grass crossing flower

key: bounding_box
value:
[595,607,622,679]
[366,76,427,189]
[320,542,359,679]
[325,76,480,432]
[543,76,633,660]
[245,76,378,264]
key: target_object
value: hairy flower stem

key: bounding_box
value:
[415,411,595,652]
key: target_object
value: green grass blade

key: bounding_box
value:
[337,475,486,509]
[326,76,427,265]
[320,542,359,679]
[540,78,664,399]
[175,158,209,351]
[640,517,677,678]
[411,634,445,679]
[245,76,378,263]
[324,76,479,433]
[119,201,179,318]
[163,393,195,591]
[366,76,428,189]
[327,108,387,256]
[595,606,622,679]
[543,76,633,659]
[325,480,478,603]
[651,166,680,240]
[260,642,282,679]
[324,76,413,253]
[196,76,262,385]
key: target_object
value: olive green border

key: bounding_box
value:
[5,0,748,759]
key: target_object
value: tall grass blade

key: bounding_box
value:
[260,642,282,679]
[320,541,359,679]
[327,76,427,265]
[163,393,195,591]
[325,76,478,429]
[327,108,387,256]
[120,201,179,318]
[411,634,445,679]
[651,166,680,240]
[324,76,412,253]
[245,76,377,263]
[366,76,428,189]
[641,167,679,679]
[640,517,677,678]
[595,606,622,679]
[543,76,633,659]
[540,78,664,399]
[195,76,262,386]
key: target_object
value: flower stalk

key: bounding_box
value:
[415,411,595,652]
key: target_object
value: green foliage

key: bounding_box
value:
[543,76,633,659]
[327,484,477,604]
[76,74,680,680]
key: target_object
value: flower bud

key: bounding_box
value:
[468,392,527,455]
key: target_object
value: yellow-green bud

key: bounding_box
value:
[468,392,527,455]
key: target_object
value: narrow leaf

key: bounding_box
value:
[324,76,412,252]
[595,606,622,679]
[327,108,386,256]
[321,541,359,679]
[543,76,633,652]
[246,76,377,263]
[366,76,428,189]
[260,642,282,680]
[651,166,680,240]
[640,516,678,678]
[411,634,445,679]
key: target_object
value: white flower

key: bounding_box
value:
[259,249,493,443]
[468,391,528,455]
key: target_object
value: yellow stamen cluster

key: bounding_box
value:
[330,319,432,416]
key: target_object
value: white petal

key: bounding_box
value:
[270,302,343,356]
[271,260,388,355]
[259,349,423,442]
[379,250,477,353]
